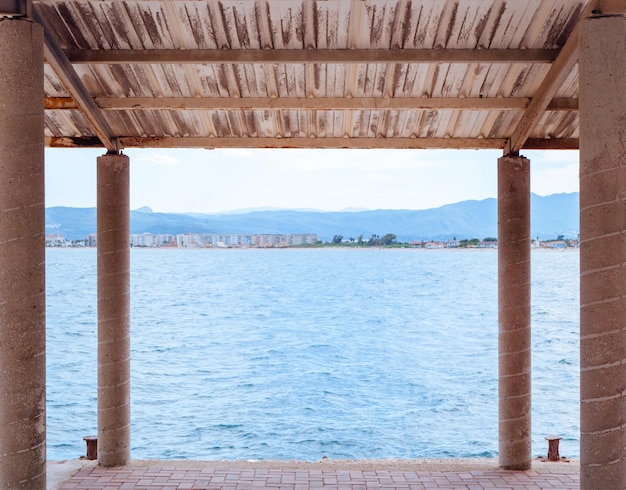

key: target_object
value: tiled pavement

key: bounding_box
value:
[57,463,580,489]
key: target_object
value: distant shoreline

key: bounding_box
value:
[46,246,580,252]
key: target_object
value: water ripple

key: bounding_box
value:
[46,248,579,461]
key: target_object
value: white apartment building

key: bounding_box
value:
[131,233,174,247]
[288,234,318,246]
[128,232,317,248]
[85,234,97,247]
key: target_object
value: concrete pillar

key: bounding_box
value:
[0,18,46,490]
[579,14,626,490]
[97,153,131,466]
[497,155,531,470]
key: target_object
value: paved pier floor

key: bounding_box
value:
[48,458,579,489]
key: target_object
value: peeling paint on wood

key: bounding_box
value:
[35,0,588,149]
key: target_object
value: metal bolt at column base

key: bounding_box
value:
[83,436,97,460]
[544,436,562,461]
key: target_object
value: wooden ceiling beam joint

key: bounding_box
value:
[33,6,119,152]
[504,1,595,155]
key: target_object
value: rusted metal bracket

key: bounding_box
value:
[0,0,30,17]
[591,0,626,15]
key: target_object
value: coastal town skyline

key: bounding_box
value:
[45,148,579,215]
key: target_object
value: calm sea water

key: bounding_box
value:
[46,248,579,461]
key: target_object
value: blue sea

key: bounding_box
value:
[46,248,579,461]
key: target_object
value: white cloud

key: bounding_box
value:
[527,150,579,196]
[243,149,440,172]
[138,152,182,167]
[526,150,578,166]
[45,147,580,213]
[218,148,256,159]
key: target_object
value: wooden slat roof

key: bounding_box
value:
[29,0,623,152]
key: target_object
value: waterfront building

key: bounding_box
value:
[128,233,315,248]
[288,234,318,246]
[45,234,66,247]
[130,233,156,248]
[84,234,97,248]
[424,241,444,249]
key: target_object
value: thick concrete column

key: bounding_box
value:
[97,153,131,466]
[579,14,626,490]
[0,18,46,490]
[497,155,531,470]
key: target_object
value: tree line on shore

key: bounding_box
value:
[325,234,500,248]
[330,233,398,246]
[322,234,578,248]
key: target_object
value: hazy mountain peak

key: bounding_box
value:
[46,193,580,242]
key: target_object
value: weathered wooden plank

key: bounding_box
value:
[64,48,559,64]
[46,96,578,111]
[46,135,578,150]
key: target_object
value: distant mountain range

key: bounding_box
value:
[45,192,579,242]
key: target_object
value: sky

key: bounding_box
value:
[44,148,579,214]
